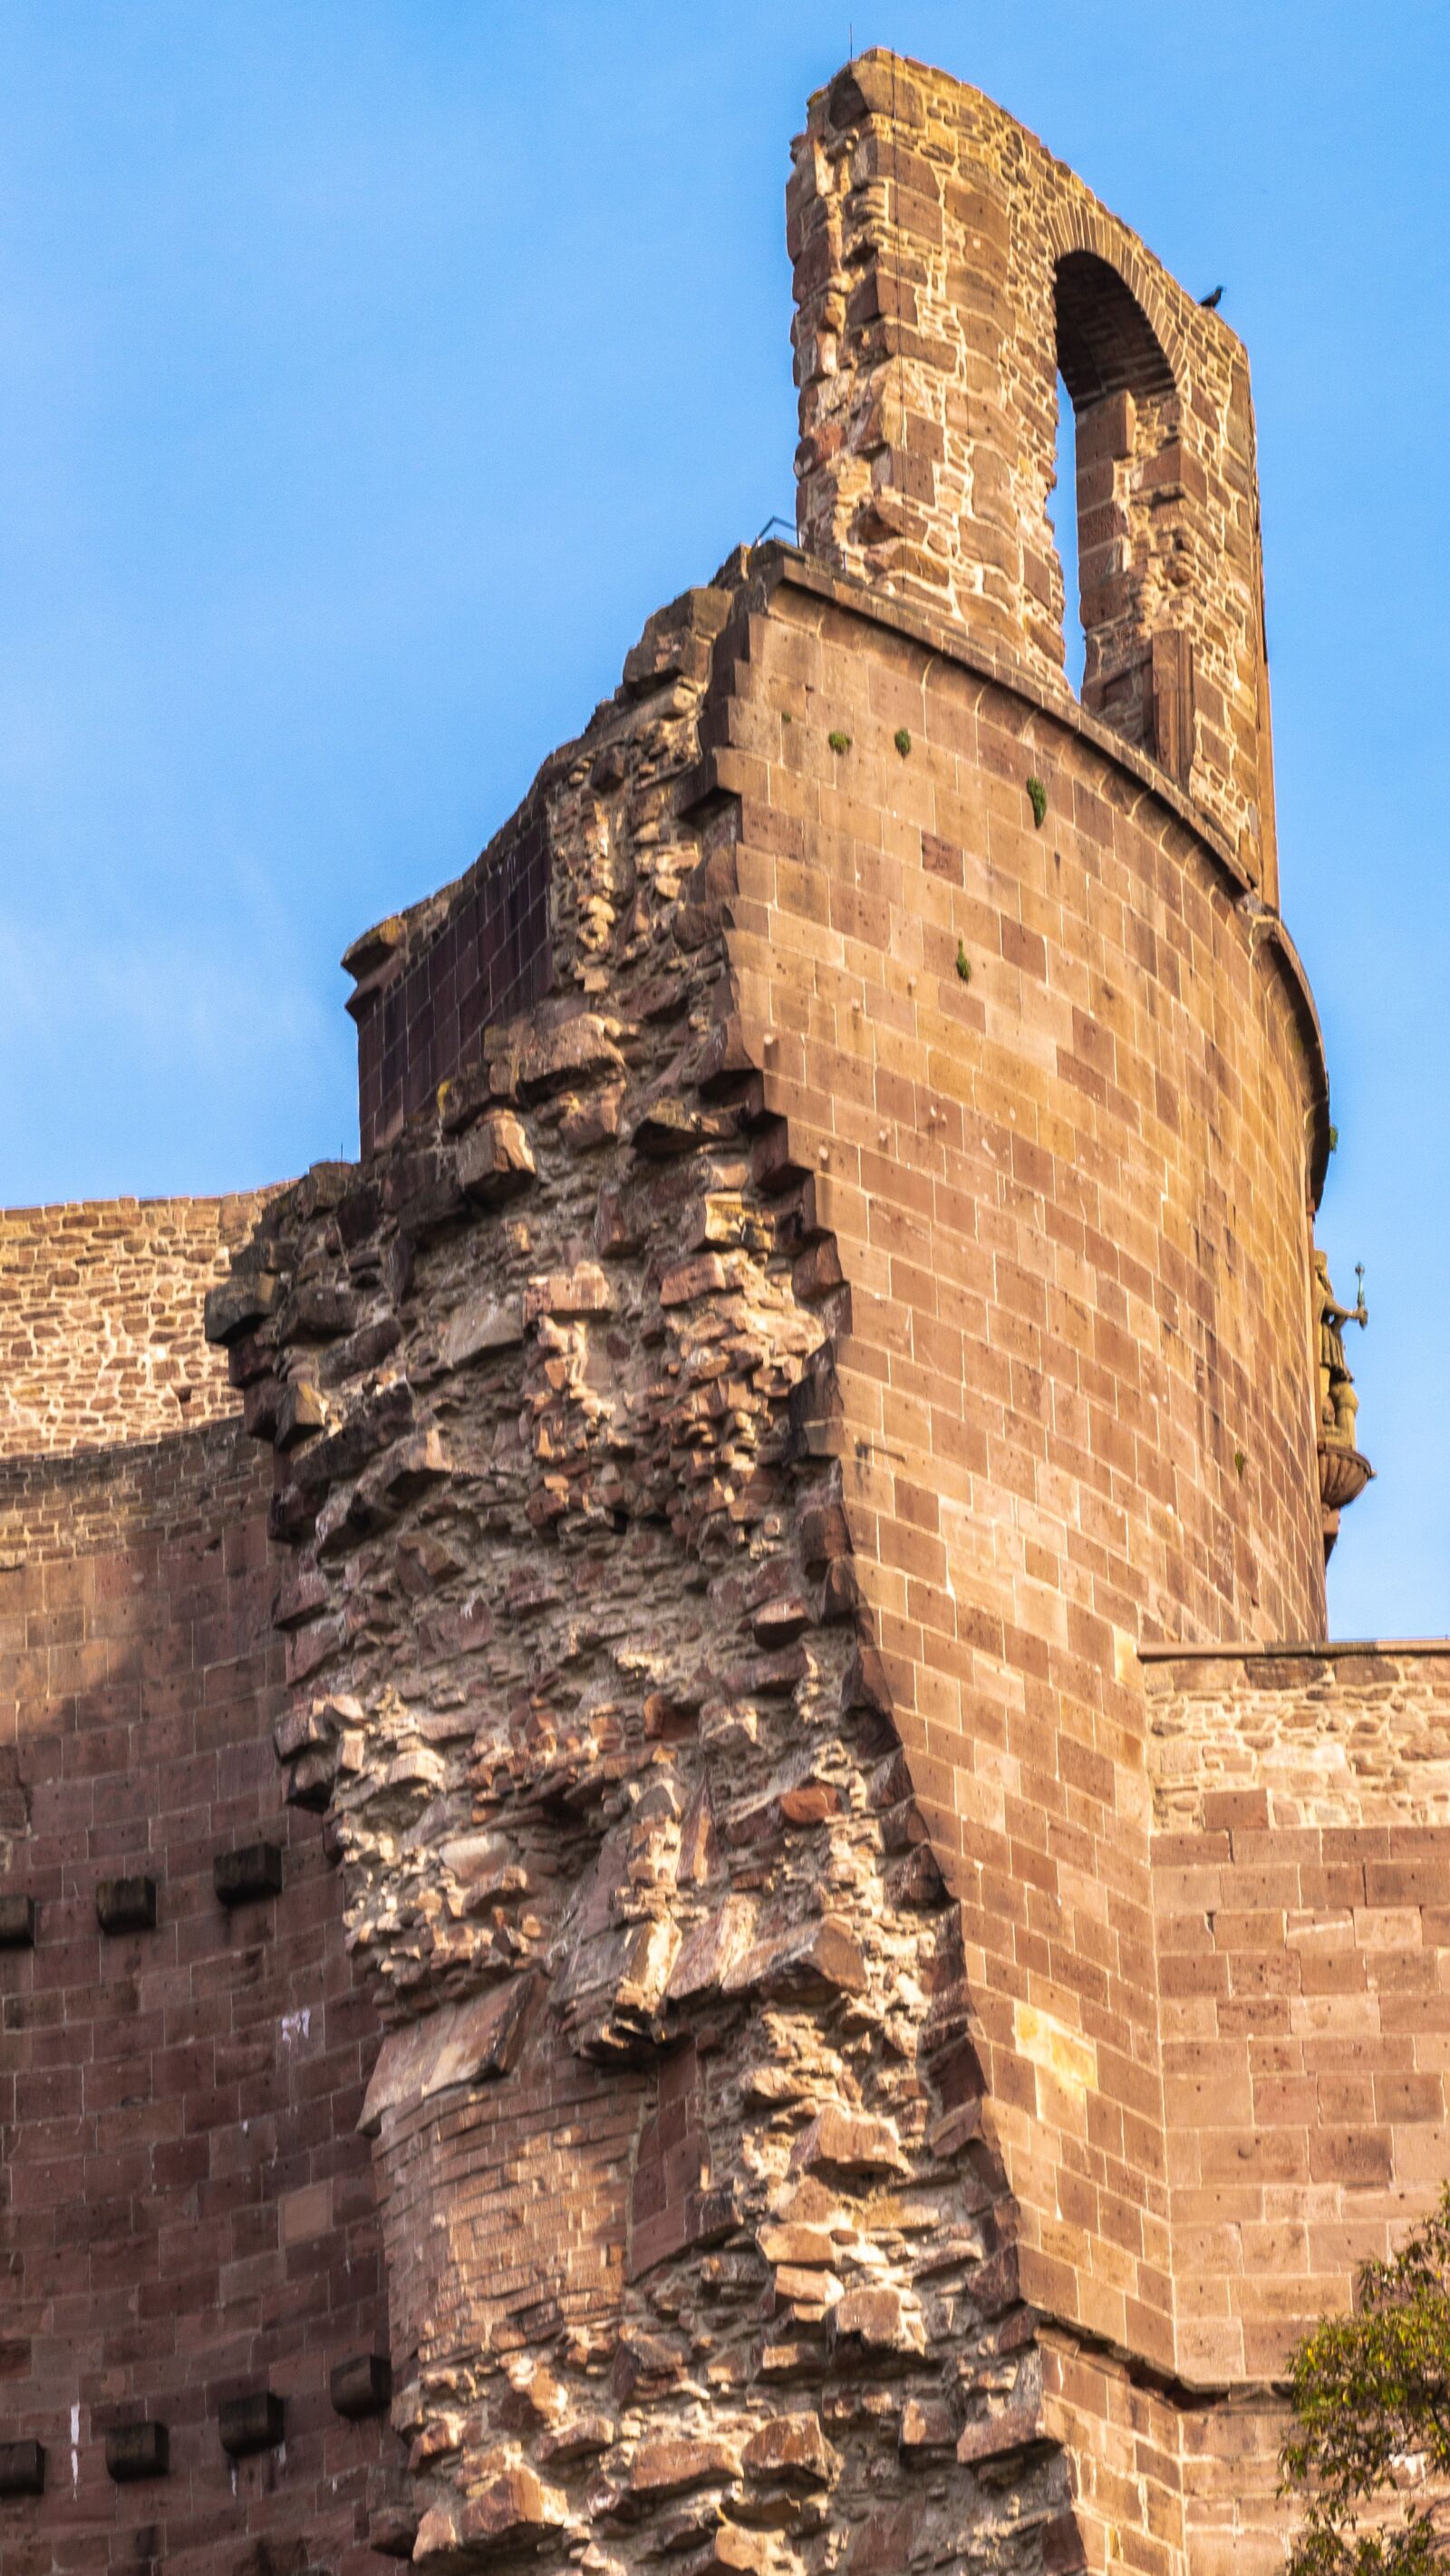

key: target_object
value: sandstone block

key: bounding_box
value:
[790,2106,906,2176]
[359,1978,536,2135]
[331,2352,393,2419]
[203,1268,277,1345]
[459,1114,536,1204]
[0,2441,44,2497]
[828,2286,925,2356]
[741,2412,836,2484]
[218,2390,285,2457]
[213,1842,284,1908]
[0,1893,36,1947]
[104,2420,169,2482]
[95,1876,157,1934]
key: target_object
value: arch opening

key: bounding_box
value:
[1051,251,1193,782]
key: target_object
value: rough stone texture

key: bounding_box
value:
[206,491,1376,2571]
[3,47,1445,2576]
[219,568,1074,2575]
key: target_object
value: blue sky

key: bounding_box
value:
[0,2,1444,1639]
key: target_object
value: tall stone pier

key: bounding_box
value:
[1,52,1444,2576]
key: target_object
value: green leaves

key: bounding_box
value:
[1281,2187,1450,2576]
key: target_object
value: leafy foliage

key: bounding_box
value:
[1281,2187,1450,2575]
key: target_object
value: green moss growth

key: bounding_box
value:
[955,941,972,985]
[894,727,912,757]
[1027,774,1049,828]
[828,729,852,755]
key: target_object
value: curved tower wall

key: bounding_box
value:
[712,542,1326,2366]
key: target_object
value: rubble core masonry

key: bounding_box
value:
[0,49,1438,2576]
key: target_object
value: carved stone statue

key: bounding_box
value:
[1314,1249,1367,1450]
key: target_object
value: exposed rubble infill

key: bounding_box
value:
[208,568,1075,2574]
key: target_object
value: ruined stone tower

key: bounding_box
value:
[1,51,1441,2576]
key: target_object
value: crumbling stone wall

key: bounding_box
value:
[208,501,1346,2576]
[209,501,1351,2574]
[5,48,1444,2576]
[208,574,1079,2572]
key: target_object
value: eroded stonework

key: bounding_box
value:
[208,573,1074,2571]
[4,45,1444,2576]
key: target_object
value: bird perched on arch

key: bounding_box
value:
[1199,285,1223,309]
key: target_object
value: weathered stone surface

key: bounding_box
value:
[203,1265,278,1346]
[459,1114,536,1205]
[219,555,1065,2572]
[7,47,1416,2576]
[740,2414,835,2484]
[790,2107,906,2177]
[360,1981,536,2133]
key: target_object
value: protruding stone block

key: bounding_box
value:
[105,2420,169,2481]
[204,1268,278,1346]
[0,2440,45,2497]
[218,2390,285,2457]
[330,2352,392,2419]
[95,1877,157,1935]
[458,1114,536,1205]
[741,2413,836,2485]
[285,1747,335,1813]
[0,1894,36,1948]
[213,1843,284,1908]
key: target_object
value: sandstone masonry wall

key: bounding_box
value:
[0,1194,273,1458]
[6,46,1436,2576]
[711,552,1324,2382]
[206,570,1079,2575]
[212,512,1359,2575]
[347,800,553,1156]
[0,1215,405,2571]
[1148,1645,1450,2383]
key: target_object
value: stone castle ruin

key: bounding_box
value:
[0,51,1435,2576]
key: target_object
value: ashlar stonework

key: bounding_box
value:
[0,48,1441,2576]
